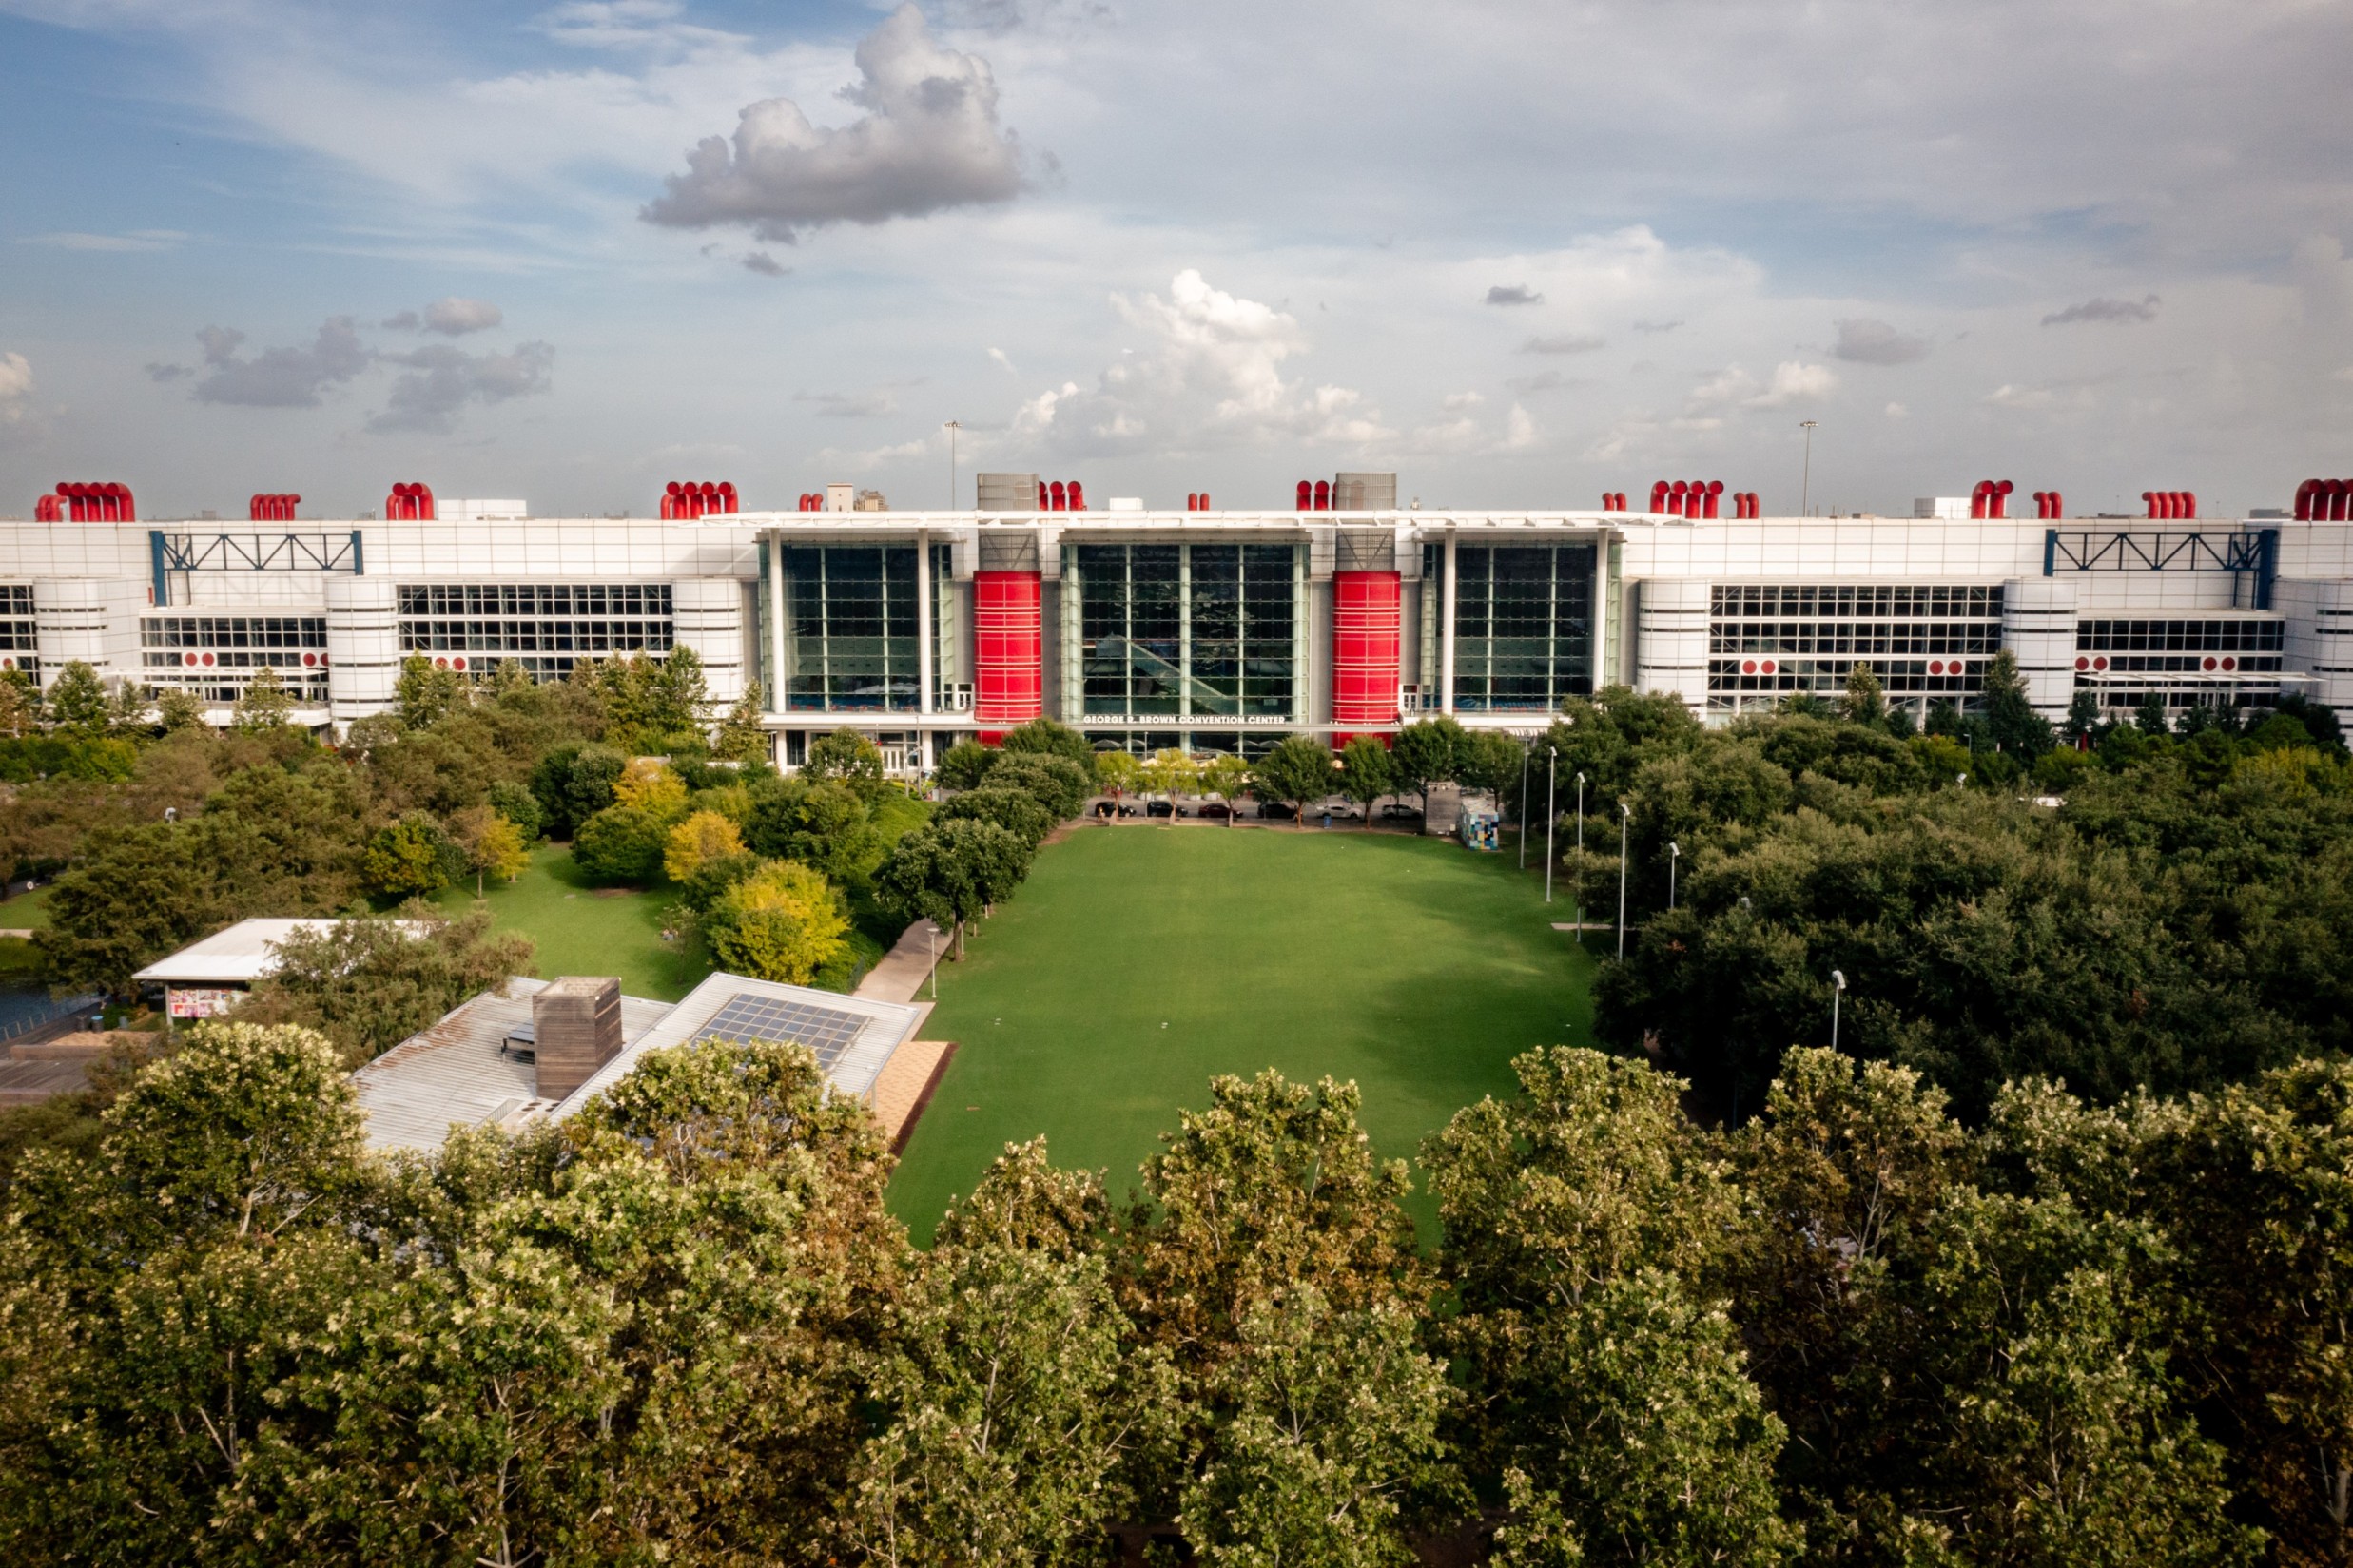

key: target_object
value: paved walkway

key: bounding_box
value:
[857,917,949,1005]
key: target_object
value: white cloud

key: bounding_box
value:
[18,229,185,252]
[421,297,504,335]
[1833,318,1930,365]
[1441,390,1486,410]
[1748,361,1837,408]
[641,3,1025,242]
[369,341,555,433]
[0,353,30,421]
[190,319,371,409]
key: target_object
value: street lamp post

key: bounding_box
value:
[1799,419,1818,516]
[1518,744,1530,869]
[944,420,962,508]
[1544,747,1557,903]
[1574,771,1586,945]
[1616,802,1631,958]
[1668,841,1681,911]
[1831,968,1847,1051]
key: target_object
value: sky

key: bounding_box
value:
[1,0,2350,520]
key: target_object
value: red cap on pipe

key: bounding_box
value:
[1296,479,1312,511]
[1068,480,1085,511]
[1313,479,1331,511]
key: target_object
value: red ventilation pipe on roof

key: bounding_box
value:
[33,494,58,522]
[51,481,137,521]
[385,482,436,521]
[1313,479,1331,511]
[1701,479,1724,519]
[248,494,301,521]
[1048,480,1067,512]
[1295,479,1312,511]
[1067,480,1085,512]
[1649,481,1668,513]
[1987,479,2013,519]
[1198,491,1210,510]
[2295,479,2321,520]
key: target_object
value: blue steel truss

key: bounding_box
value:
[2042,527,2279,610]
[149,530,363,607]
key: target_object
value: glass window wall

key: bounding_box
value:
[1067,542,1298,722]
[1446,544,1598,711]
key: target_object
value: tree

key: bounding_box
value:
[1201,752,1252,826]
[485,779,546,841]
[936,739,998,792]
[1142,748,1200,803]
[394,653,467,728]
[936,784,1057,850]
[744,775,878,883]
[990,752,1096,820]
[1253,735,1335,827]
[0,668,39,738]
[612,756,690,821]
[662,808,746,882]
[530,743,625,839]
[1979,648,2052,756]
[1178,1288,1455,1568]
[1000,717,1099,774]
[704,859,850,982]
[2136,689,2172,737]
[1336,736,1394,827]
[714,687,768,763]
[875,818,1029,955]
[448,804,531,895]
[1456,731,1525,810]
[1390,717,1465,816]
[645,645,710,740]
[241,904,535,1066]
[805,727,887,797]
[2063,688,2103,745]
[105,680,151,736]
[572,803,670,884]
[1095,748,1142,809]
[234,665,297,730]
[45,661,108,732]
[362,814,457,898]
[1842,659,1886,727]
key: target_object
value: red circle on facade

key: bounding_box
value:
[2222,656,2237,671]
[1929,660,1944,676]
[2201,656,2216,671]
[451,656,466,671]
[2074,656,2090,670]
[434,657,448,668]
[200,652,215,667]
[2092,656,2109,671]
[301,652,317,667]
[183,652,198,667]
[1761,659,1778,675]
[1741,660,1757,674]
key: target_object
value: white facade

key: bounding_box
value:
[1,494,2342,754]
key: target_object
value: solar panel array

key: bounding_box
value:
[690,991,870,1069]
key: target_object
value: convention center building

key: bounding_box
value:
[5,470,2349,771]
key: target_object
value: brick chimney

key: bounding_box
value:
[532,977,624,1100]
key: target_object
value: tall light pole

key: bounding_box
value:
[1799,419,1818,517]
[1616,802,1631,958]
[1574,771,1586,945]
[944,419,963,508]
[1668,841,1681,910]
[1543,746,1557,903]
[1518,743,1531,869]
[1831,968,1847,1051]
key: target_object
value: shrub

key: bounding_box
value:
[805,728,886,797]
[573,804,669,884]
[936,784,1058,849]
[664,809,747,882]
[485,779,545,841]
[998,717,1098,775]
[936,739,999,792]
[531,743,625,839]
[361,815,457,898]
[987,753,1095,820]
[705,861,849,984]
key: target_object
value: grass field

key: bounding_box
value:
[886,824,1597,1243]
[432,847,713,1002]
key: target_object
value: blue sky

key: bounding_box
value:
[2,0,2349,518]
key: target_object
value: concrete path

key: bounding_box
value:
[857,917,949,1005]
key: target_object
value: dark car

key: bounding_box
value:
[1145,799,1176,818]
[1258,802,1296,820]
[1196,802,1233,820]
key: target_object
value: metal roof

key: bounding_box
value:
[350,978,673,1153]
[132,918,426,985]
[545,970,924,1123]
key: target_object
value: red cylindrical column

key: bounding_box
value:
[972,570,1044,739]
[1331,570,1403,745]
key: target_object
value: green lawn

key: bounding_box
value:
[887,825,1597,1243]
[0,883,53,929]
[433,847,714,1002]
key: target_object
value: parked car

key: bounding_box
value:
[1381,802,1423,821]
[1196,802,1234,820]
[1145,799,1176,818]
[1258,802,1297,820]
